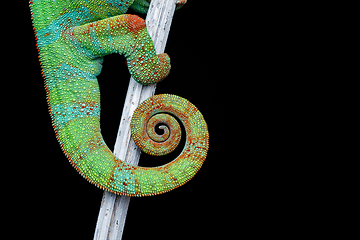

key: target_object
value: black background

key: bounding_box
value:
[8,1,315,239]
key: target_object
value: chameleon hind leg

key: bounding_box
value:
[51,13,172,193]
[65,14,171,85]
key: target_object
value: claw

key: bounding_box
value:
[175,0,187,4]
[175,0,187,9]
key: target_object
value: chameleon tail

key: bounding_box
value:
[55,93,209,196]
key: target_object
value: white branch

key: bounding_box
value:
[93,1,177,239]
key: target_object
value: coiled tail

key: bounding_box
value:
[128,94,209,196]
[59,94,209,196]
[48,91,209,196]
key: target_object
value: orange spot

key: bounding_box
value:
[126,15,146,34]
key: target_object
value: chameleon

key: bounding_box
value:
[30,0,209,196]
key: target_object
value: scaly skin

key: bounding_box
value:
[30,0,208,196]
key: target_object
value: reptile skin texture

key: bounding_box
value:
[30,0,209,196]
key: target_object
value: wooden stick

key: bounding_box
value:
[93,1,177,239]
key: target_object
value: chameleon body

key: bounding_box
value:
[30,0,209,196]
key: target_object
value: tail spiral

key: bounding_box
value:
[109,94,209,196]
